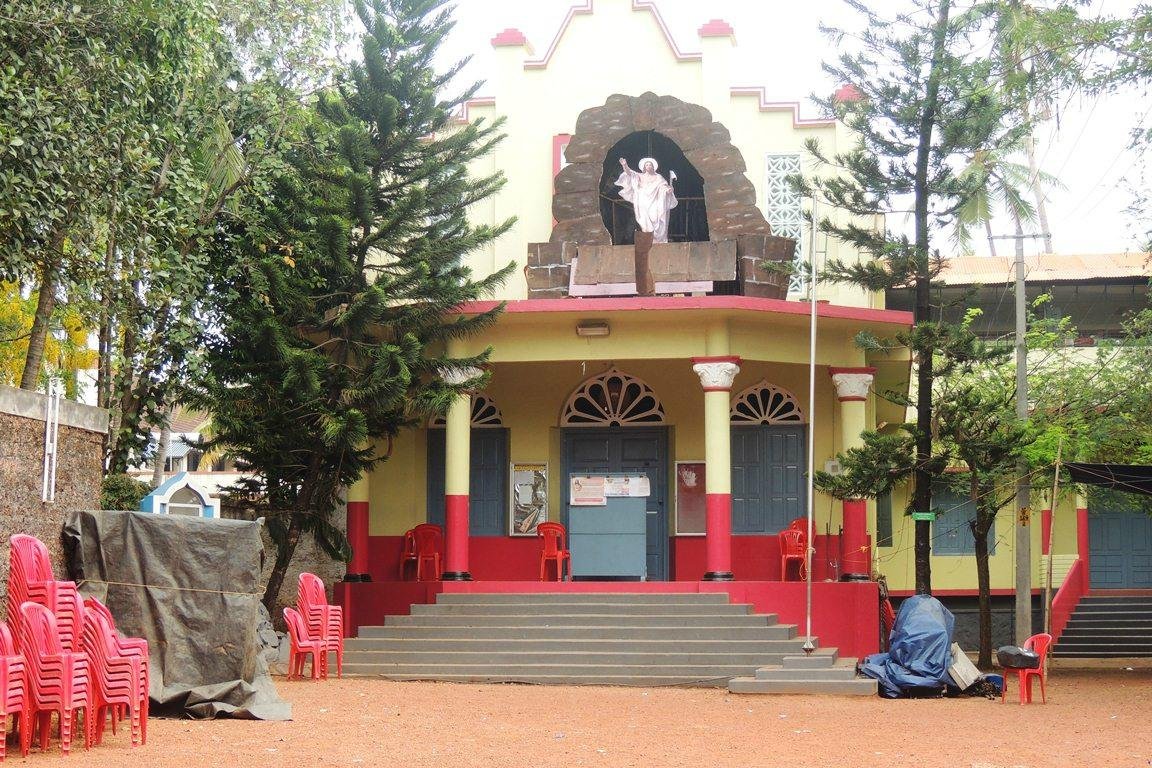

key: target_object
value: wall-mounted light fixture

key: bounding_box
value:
[575,319,610,337]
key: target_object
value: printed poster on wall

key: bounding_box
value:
[511,463,548,536]
[675,461,706,535]
[603,475,651,497]
[569,475,606,506]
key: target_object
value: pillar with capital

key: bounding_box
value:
[693,355,741,581]
[829,366,876,580]
[441,366,483,581]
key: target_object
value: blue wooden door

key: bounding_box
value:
[1089,509,1152,588]
[730,425,806,533]
[426,428,508,536]
[562,428,668,580]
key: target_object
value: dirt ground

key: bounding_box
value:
[12,670,1152,768]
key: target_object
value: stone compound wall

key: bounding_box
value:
[527,92,794,299]
[0,385,108,619]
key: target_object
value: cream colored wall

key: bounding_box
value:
[462,3,877,307]
[876,483,1077,592]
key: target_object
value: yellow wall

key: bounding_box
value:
[462,3,877,306]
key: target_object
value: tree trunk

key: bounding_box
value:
[19,259,60,390]
[974,514,994,669]
[910,0,953,596]
[151,410,171,488]
[263,511,304,614]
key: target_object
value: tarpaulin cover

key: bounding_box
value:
[860,594,956,698]
[1065,463,1152,497]
[63,510,290,720]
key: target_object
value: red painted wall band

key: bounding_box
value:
[840,498,870,576]
[1041,508,1052,556]
[445,494,470,574]
[705,493,732,575]
[1076,507,1090,590]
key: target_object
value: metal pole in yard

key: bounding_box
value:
[803,197,819,655]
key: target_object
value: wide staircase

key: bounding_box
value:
[345,592,846,687]
[1055,593,1152,658]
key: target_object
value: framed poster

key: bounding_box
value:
[675,461,706,535]
[511,463,548,536]
[569,475,607,506]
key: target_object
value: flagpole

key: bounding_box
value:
[803,197,819,655]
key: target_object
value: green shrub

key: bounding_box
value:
[100,473,152,511]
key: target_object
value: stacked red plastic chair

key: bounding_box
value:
[17,602,92,755]
[296,573,343,677]
[283,607,326,680]
[8,535,83,655]
[82,598,148,746]
[0,622,30,760]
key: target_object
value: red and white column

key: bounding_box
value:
[693,356,741,581]
[829,367,875,580]
[442,367,481,581]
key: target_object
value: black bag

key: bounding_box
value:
[996,645,1040,669]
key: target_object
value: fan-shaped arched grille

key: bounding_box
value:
[429,394,504,428]
[730,381,805,424]
[561,369,666,427]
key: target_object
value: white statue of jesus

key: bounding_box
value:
[615,157,677,243]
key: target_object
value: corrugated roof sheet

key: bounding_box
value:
[938,252,1151,285]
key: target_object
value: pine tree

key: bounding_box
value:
[802,0,1029,594]
[195,0,514,612]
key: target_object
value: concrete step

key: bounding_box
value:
[434,592,732,605]
[383,613,773,627]
[343,650,802,666]
[1052,640,1152,653]
[343,662,761,679]
[753,661,860,681]
[1072,608,1152,617]
[411,602,755,616]
[1060,626,1152,637]
[357,624,799,641]
[346,637,803,654]
[728,677,877,696]
[1053,649,1152,658]
[363,673,734,687]
[778,649,839,668]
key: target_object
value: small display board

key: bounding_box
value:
[912,510,937,521]
[569,474,650,506]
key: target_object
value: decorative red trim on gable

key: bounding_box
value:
[491,28,528,47]
[455,296,914,326]
[524,0,702,71]
[729,87,837,128]
[450,97,495,125]
[833,83,864,103]
[698,19,734,38]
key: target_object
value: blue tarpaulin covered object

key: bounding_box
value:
[861,595,956,698]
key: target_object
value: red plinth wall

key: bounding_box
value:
[346,501,370,575]
[704,493,732,576]
[840,499,870,577]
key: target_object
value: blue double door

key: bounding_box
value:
[1089,508,1152,588]
[562,428,668,581]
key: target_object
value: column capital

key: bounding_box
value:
[828,366,875,402]
[692,357,741,392]
[441,366,485,389]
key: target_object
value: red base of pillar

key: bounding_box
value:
[1077,507,1089,590]
[841,499,870,579]
[346,500,370,579]
[1041,508,1052,556]
[704,493,733,579]
[445,494,471,579]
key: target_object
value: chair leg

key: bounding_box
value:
[1039,672,1046,703]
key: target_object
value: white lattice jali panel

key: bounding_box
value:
[764,154,806,295]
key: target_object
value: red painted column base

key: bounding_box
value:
[345,501,370,581]
[841,499,870,579]
[1041,508,1052,556]
[444,494,472,580]
[703,493,734,580]
[1076,507,1090,591]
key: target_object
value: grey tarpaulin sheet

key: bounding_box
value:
[63,510,290,720]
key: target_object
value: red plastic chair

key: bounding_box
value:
[778,528,807,581]
[398,529,418,580]
[1001,632,1053,704]
[297,573,343,677]
[81,598,148,745]
[0,622,31,760]
[537,522,571,582]
[411,524,443,582]
[283,607,325,680]
[788,518,807,532]
[82,603,146,747]
[17,602,92,755]
[8,535,82,654]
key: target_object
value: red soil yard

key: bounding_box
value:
[52,671,1152,768]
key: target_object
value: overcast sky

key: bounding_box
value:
[434,0,1149,258]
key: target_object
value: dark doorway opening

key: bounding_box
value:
[600,130,708,246]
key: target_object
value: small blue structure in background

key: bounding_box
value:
[139,471,219,518]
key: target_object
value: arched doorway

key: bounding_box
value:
[729,381,807,534]
[559,368,669,580]
[599,130,709,246]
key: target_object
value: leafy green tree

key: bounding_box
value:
[194,0,515,612]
